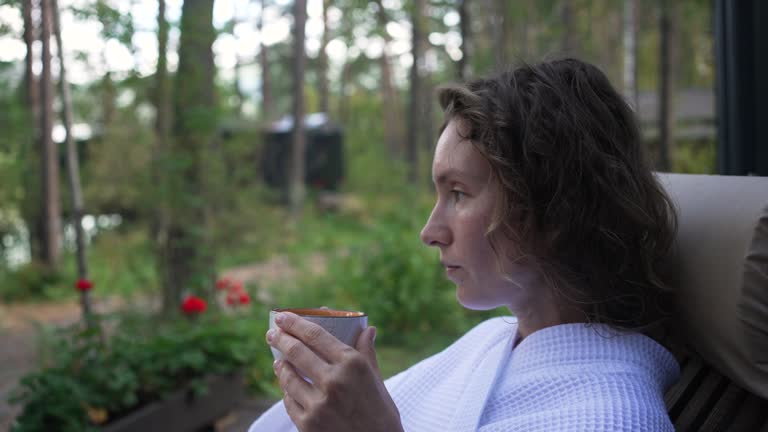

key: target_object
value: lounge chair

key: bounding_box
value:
[659,173,768,431]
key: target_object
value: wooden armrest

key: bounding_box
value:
[664,353,768,431]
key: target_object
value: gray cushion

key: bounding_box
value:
[658,173,768,398]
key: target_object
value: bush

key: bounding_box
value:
[0,262,64,301]
[9,309,275,432]
[0,228,157,303]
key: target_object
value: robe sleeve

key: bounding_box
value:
[247,400,298,432]
[246,368,413,431]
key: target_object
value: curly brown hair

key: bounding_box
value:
[437,59,678,334]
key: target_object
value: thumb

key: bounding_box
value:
[355,326,381,377]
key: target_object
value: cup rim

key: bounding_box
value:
[271,307,367,318]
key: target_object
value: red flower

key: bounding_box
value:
[181,295,207,314]
[226,294,237,306]
[76,279,93,292]
[215,278,231,290]
[230,281,244,293]
[239,293,250,305]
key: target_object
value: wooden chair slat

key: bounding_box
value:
[674,369,729,432]
[727,393,768,431]
[697,381,747,432]
[665,356,706,420]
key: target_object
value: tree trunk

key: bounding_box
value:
[289,0,307,218]
[101,71,116,126]
[164,0,217,313]
[156,0,170,145]
[259,0,273,121]
[492,0,507,67]
[458,0,472,80]
[154,0,172,312]
[407,0,424,184]
[423,75,435,188]
[233,59,244,116]
[622,0,638,109]
[561,0,577,56]
[420,4,433,164]
[338,59,351,123]
[21,0,44,263]
[39,0,62,269]
[232,3,244,116]
[52,0,93,325]
[318,0,330,115]
[658,0,677,171]
[522,0,536,59]
[375,0,402,158]
[22,0,38,122]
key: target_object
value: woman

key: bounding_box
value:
[249,59,680,431]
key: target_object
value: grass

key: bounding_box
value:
[377,335,456,379]
[0,227,157,302]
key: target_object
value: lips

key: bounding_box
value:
[441,261,461,270]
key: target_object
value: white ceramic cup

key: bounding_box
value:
[269,308,368,362]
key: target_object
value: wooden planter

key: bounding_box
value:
[102,372,246,432]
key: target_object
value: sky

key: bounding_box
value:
[0,0,460,95]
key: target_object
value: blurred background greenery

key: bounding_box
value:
[0,0,715,429]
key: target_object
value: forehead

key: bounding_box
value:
[432,120,490,183]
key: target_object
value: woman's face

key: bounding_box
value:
[420,120,541,311]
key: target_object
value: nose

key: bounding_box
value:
[420,206,451,247]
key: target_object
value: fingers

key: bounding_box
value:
[354,326,382,379]
[283,393,304,421]
[276,360,318,409]
[267,327,329,380]
[274,312,350,363]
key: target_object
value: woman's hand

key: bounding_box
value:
[266,312,403,432]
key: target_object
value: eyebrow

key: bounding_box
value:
[434,168,483,185]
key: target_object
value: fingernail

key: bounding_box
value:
[369,326,377,345]
[273,360,282,372]
[266,329,276,343]
[275,313,286,324]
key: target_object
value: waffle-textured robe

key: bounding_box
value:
[248,317,680,431]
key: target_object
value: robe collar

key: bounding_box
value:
[509,323,679,391]
[447,319,517,432]
[446,321,678,432]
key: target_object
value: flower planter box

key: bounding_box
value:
[102,372,246,432]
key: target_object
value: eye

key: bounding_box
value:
[451,190,465,202]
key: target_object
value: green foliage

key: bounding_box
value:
[0,0,21,9]
[0,62,29,244]
[0,228,156,302]
[83,115,154,217]
[377,335,455,379]
[342,91,412,195]
[0,261,63,301]
[9,309,275,432]
[70,0,135,48]
[673,138,716,174]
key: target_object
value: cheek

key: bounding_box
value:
[454,203,498,259]
[461,227,501,280]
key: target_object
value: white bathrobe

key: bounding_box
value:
[248,317,680,432]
